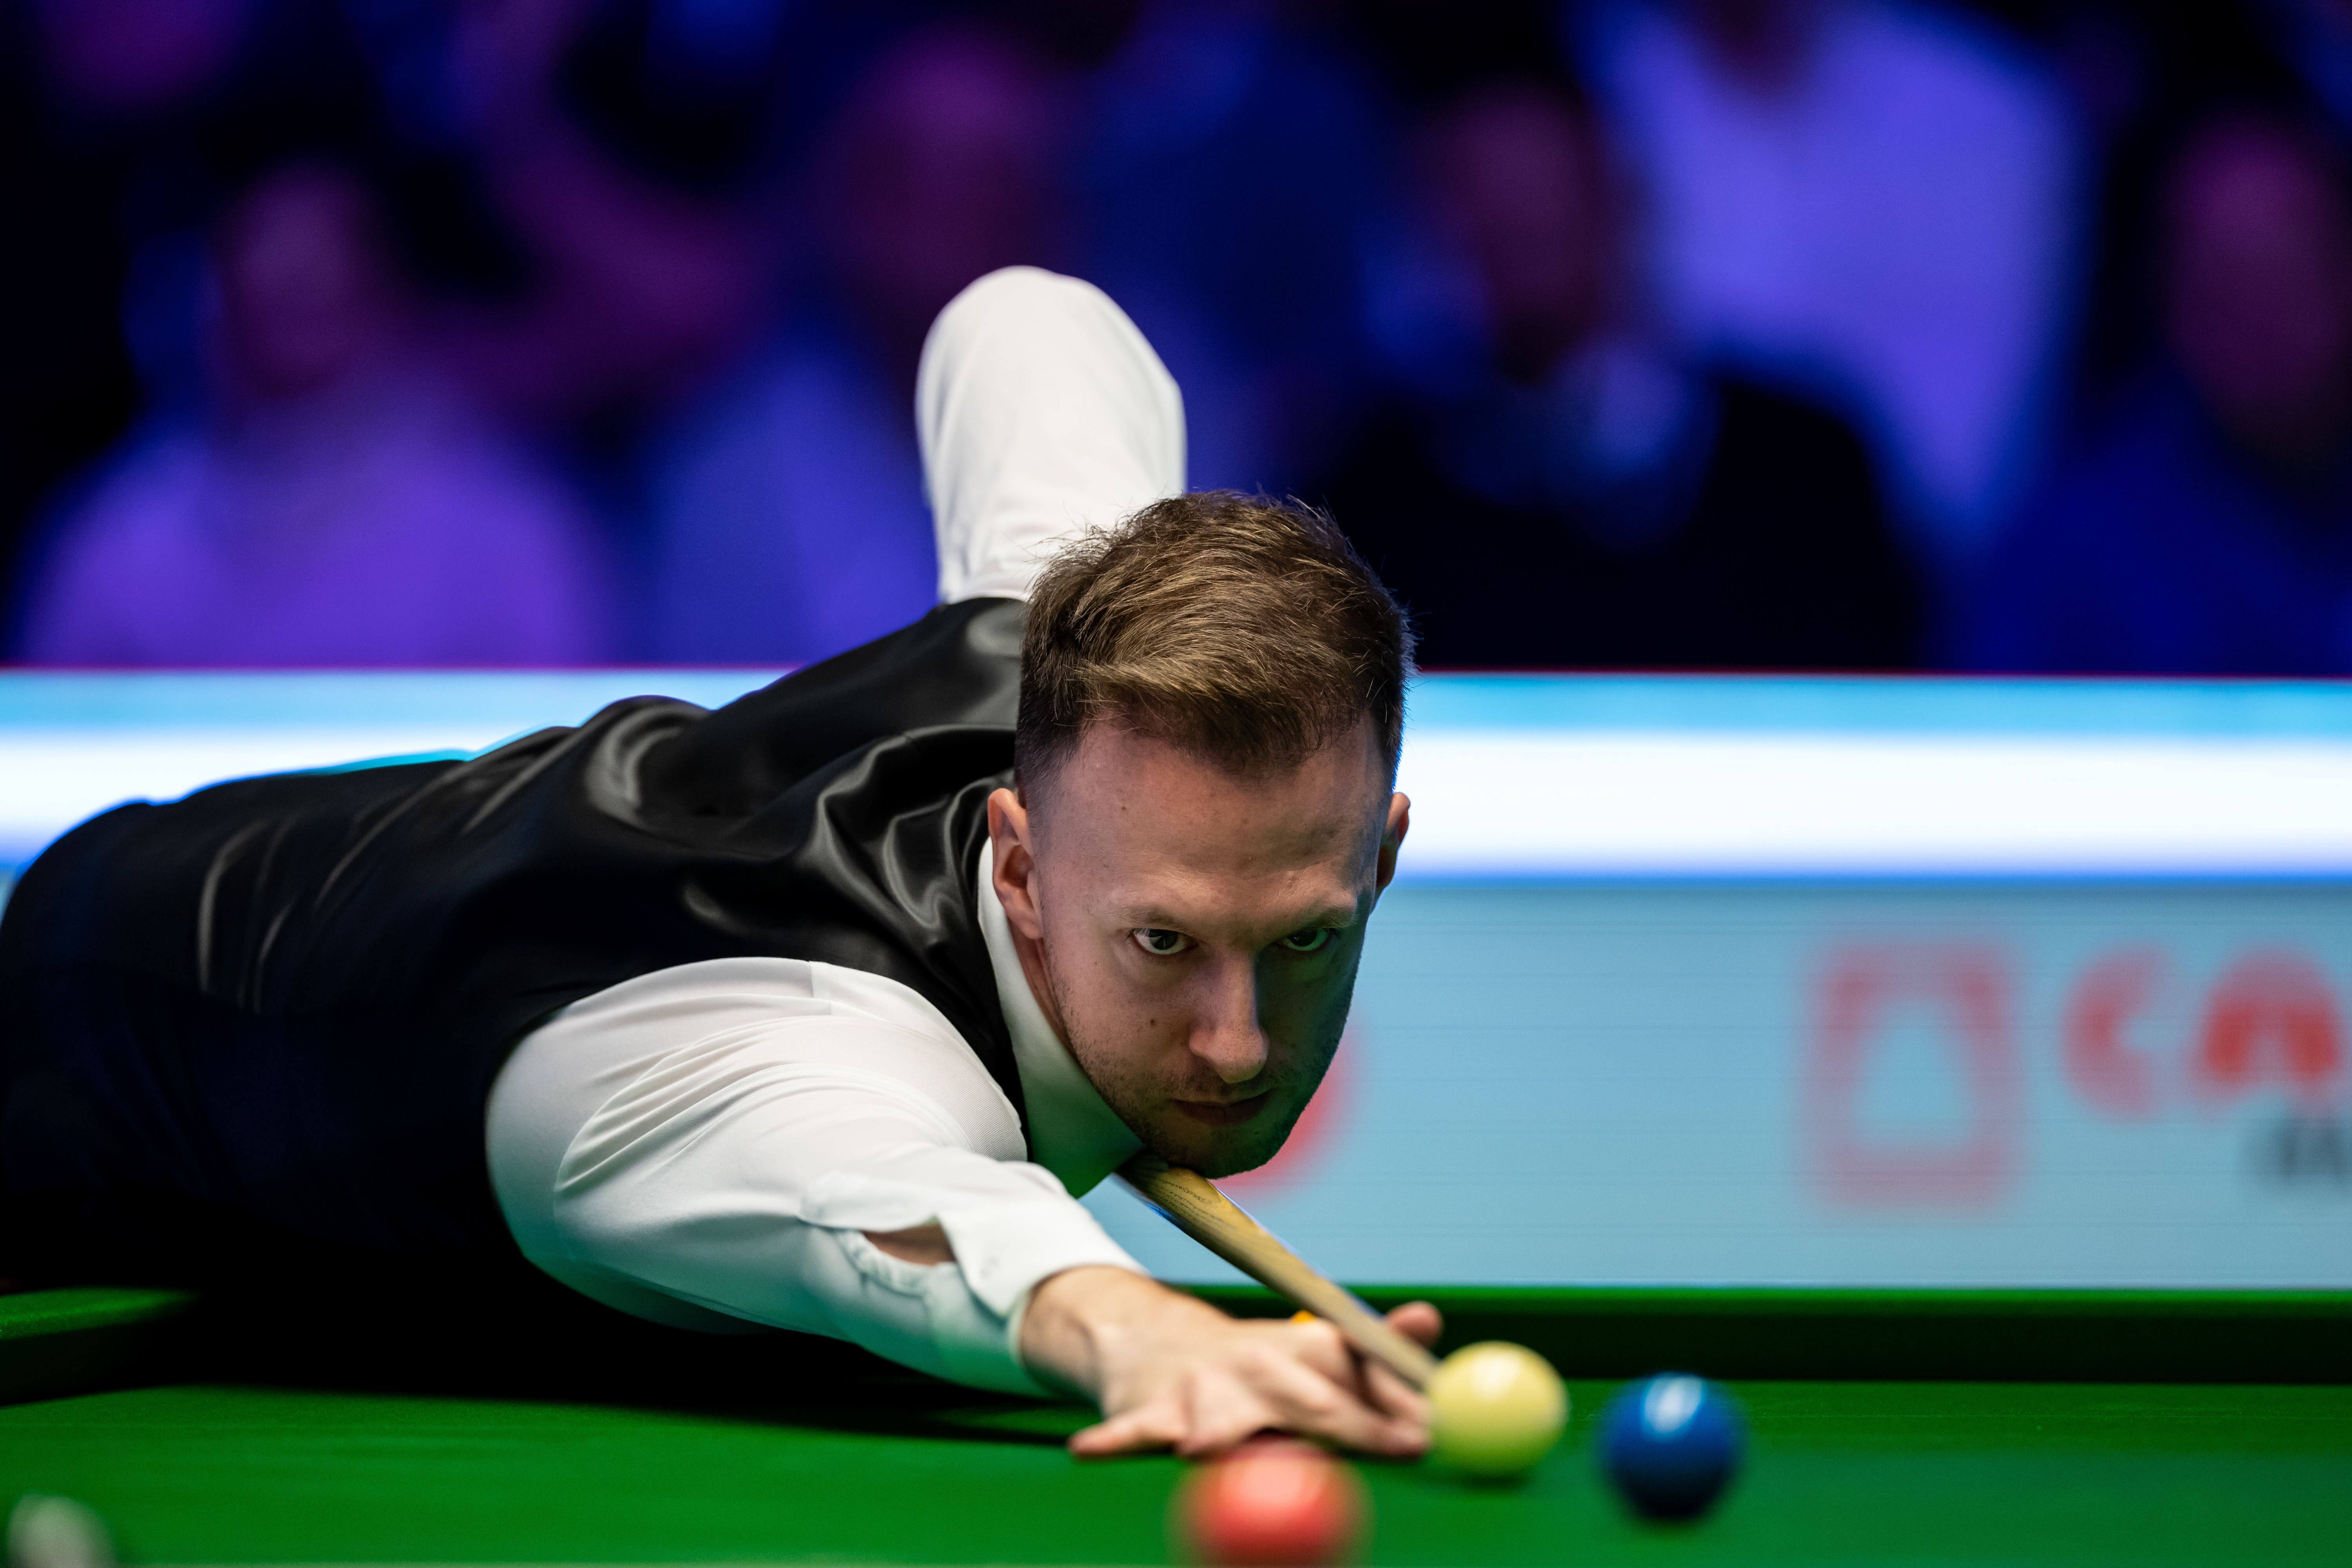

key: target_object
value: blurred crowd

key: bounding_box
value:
[7,0,2352,674]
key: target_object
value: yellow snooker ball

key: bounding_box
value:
[1426,1341,1569,1479]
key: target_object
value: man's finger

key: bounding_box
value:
[1361,1357,1433,1427]
[1174,1360,1298,1457]
[1281,1317,1360,1381]
[1226,1329,1430,1459]
[1291,1310,1432,1435]
[1070,1398,1188,1458]
[1244,1350,1421,1459]
[1386,1300,1443,1348]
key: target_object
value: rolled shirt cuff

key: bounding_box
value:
[801,1163,1147,1391]
[802,1161,1147,1319]
[936,1194,1149,1318]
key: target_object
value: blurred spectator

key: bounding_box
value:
[1072,0,1390,492]
[429,0,772,436]
[2047,5,2314,437]
[642,25,1063,665]
[11,162,616,666]
[1963,115,2352,675]
[1323,80,1919,668]
[1575,0,2083,568]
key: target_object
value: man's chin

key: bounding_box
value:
[1145,1138,1271,1180]
[1139,1106,1292,1178]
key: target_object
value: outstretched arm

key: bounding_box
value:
[489,963,1143,1395]
[858,1232,1442,1458]
[491,959,1438,1455]
[917,266,1186,604]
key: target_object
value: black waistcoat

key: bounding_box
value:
[0,599,1025,1284]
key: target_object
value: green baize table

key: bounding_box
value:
[1,1282,2346,1568]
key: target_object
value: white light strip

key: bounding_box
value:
[1394,731,2352,876]
[0,728,513,848]
[11,726,2352,877]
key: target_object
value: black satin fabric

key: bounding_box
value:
[0,598,1026,1284]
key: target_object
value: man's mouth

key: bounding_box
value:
[1170,1091,1272,1127]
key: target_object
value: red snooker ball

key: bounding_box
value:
[1173,1440,1369,1567]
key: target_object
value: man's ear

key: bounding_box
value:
[988,785,1047,940]
[1375,791,1410,895]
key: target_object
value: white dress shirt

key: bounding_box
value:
[486,266,1183,1391]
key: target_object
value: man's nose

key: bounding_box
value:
[1189,956,1270,1085]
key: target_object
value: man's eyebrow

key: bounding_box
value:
[1117,898,1361,933]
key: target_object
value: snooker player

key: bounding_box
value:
[0,267,1439,1459]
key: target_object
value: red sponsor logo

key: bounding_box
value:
[2062,948,2166,1119]
[2060,947,2346,1117]
[2192,951,2345,1111]
[1806,944,2023,1207]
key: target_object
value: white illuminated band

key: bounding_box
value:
[7,672,2352,879]
[1395,731,2352,879]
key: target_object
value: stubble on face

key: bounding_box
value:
[1040,940,1357,1177]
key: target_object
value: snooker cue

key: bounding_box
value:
[1119,1152,1440,1389]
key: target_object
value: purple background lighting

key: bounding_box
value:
[6,0,2352,676]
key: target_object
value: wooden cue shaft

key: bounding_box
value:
[1119,1152,1440,1388]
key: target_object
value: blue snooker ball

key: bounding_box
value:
[1598,1374,1744,1521]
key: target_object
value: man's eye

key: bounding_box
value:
[1132,928,1193,956]
[1278,928,1333,954]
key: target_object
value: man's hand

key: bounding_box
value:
[1020,1265,1442,1459]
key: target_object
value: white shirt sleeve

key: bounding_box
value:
[917,266,1187,604]
[486,958,1146,1394]
[485,270,1181,1390]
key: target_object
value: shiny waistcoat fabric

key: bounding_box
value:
[0,599,1026,1282]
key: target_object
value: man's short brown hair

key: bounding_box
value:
[1017,491,1414,795]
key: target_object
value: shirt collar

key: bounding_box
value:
[976,839,1142,1195]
